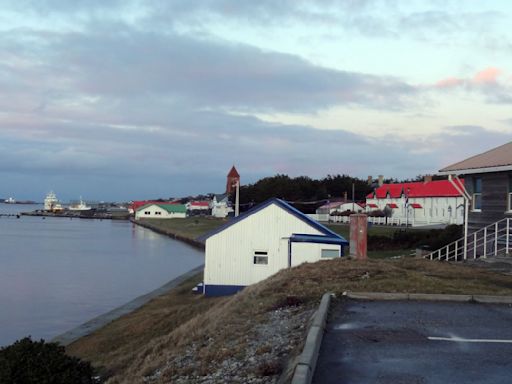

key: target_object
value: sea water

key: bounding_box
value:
[0,204,204,346]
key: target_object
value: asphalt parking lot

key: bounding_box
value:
[313,299,512,384]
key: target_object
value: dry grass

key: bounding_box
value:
[66,273,226,379]
[68,258,512,383]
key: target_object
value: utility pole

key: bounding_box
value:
[235,181,240,217]
[352,182,355,212]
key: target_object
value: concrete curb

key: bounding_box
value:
[343,291,512,304]
[52,265,204,346]
[291,292,332,384]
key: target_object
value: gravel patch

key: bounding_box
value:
[144,306,314,384]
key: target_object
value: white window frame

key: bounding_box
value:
[472,177,482,212]
[253,250,268,265]
[507,176,512,212]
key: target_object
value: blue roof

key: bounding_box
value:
[198,198,348,244]
[290,233,349,246]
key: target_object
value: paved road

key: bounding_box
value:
[314,299,512,384]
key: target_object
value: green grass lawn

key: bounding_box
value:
[138,218,425,259]
[139,217,226,240]
[326,223,429,239]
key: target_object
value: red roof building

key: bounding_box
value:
[366,178,465,226]
[367,179,464,199]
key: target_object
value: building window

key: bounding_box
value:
[321,249,339,258]
[155,211,161,215]
[508,176,512,211]
[253,251,268,265]
[144,211,151,215]
[473,177,482,211]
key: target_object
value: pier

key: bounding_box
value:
[0,214,20,218]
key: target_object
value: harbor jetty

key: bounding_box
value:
[21,209,130,220]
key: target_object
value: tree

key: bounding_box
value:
[0,337,97,384]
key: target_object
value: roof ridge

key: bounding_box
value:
[440,141,512,171]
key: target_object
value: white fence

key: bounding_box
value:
[425,218,511,261]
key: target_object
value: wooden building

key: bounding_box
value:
[200,198,348,296]
[439,142,512,232]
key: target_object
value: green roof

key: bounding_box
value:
[159,204,187,213]
[137,203,187,213]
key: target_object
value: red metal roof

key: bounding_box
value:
[367,203,378,208]
[366,179,464,199]
[190,201,210,207]
[387,203,399,208]
[410,203,422,209]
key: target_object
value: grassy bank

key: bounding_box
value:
[68,258,512,383]
[137,217,226,242]
[136,217,429,259]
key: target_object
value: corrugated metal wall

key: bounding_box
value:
[205,204,326,287]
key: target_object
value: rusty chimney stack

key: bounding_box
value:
[378,175,384,187]
[424,174,433,184]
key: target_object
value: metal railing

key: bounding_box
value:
[425,218,511,261]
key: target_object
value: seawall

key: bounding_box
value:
[130,218,206,250]
[53,219,206,346]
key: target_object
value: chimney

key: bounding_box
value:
[378,175,384,187]
[367,175,373,185]
[343,191,348,201]
[424,175,432,184]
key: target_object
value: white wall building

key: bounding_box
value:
[314,201,365,222]
[365,179,465,226]
[201,198,348,296]
[211,193,233,218]
[135,203,187,219]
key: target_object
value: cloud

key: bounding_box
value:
[432,67,512,103]
[0,25,418,116]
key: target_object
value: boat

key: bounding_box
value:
[4,197,16,204]
[69,197,92,211]
[44,191,63,212]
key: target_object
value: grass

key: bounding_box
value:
[138,217,225,241]
[67,258,512,383]
[326,223,429,239]
[66,273,226,380]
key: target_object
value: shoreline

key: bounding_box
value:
[54,219,206,346]
[53,265,204,346]
[130,218,206,250]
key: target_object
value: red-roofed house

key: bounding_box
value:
[366,177,465,226]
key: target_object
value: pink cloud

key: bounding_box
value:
[435,77,464,89]
[473,67,501,85]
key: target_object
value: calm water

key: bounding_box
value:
[0,204,204,346]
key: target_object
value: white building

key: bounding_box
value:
[365,178,465,226]
[315,201,365,222]
[211,193,233,218]
[201,198,348,296]
[135,203,187,219]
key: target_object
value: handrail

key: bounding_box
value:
[425,217,510,261]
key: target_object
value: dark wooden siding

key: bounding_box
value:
[467,171,512,232]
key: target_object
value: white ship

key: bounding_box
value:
[69,197,92,211]
[44,191,63,212]
[4,197,16,204]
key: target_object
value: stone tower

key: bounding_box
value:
[226,166,240,194]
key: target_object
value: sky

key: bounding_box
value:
[1,0,512,201]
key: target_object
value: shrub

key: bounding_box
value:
[0,337,97,384]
